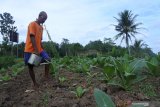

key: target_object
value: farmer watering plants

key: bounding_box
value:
[24,11,51,88]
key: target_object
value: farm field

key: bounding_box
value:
[0,56,160,107]
[0,7,160,107]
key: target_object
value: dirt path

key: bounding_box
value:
[0,66,97,107]
[0,66,35,107]
[0,65,160,107]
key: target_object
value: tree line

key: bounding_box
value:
[0,10,155,58]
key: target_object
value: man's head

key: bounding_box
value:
[37,11,47,24]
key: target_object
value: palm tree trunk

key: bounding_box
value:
[127,44,130,55]
[126,34,130,55]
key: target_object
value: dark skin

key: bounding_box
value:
[28,11,50,88]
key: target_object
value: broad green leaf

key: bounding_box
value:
[103,65,115,80]
[94,88,116,107]
[130,59,147,73]
[150,57,158,66]
[72,86,87,98]
[107,79,125,89]
[131,104,145,107]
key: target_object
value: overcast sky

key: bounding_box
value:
[0,0,160,53]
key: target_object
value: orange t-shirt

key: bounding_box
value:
[24,21,43,53]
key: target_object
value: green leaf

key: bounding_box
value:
[71,86,87,98]
[1,74,11,81]
[103,65,115,80]
[0,68,6,73]
[130,59,147,73]
[94,88,116,107]
[76,86,86,98]
[131,105,145,107]
[107,79,125,89]
[146,57,160,76]
[150,57,158,66]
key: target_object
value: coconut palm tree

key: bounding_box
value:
[114,10,142,55]
[132,40,146,51]
[131,39,147,57]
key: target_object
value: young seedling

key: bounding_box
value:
[41,92,49,106]
[71,86,87,98]
[58,76,67,85]
[0,68,6,74]
[1,74,11,81]
[86,72,98,87]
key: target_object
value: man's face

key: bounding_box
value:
[39,14,47,24]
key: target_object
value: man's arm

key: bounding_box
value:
[41,37,44,49]
[30,34,39,55]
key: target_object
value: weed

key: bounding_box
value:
[139,83,156,97]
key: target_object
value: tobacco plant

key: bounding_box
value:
[94,88,116,107]
[94,88,145,107]
[58,76,67,85]
[49,59,60,80]
[71,86,87,98]
[146,57,160,76]
[102,55,148,90]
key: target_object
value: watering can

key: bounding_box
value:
[28,53,42,66]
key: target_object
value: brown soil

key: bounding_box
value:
[0,65,160,107]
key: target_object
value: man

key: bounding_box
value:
[24,11,51,88]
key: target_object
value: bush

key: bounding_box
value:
[0,56,15,69]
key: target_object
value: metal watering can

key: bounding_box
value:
[28,54,42,66]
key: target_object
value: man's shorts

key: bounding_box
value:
[24,50,51,65]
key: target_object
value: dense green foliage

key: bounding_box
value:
[0,58,24,81]
[0,56,15,69]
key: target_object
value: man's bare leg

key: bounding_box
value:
[28,64,39,88]
[44,64,50,79]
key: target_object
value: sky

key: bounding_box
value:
[0,0,160,53]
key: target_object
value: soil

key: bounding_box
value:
[0,65,160,107]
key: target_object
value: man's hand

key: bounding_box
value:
[33,51,40,56]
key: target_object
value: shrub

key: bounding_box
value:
[0,56,15,69]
